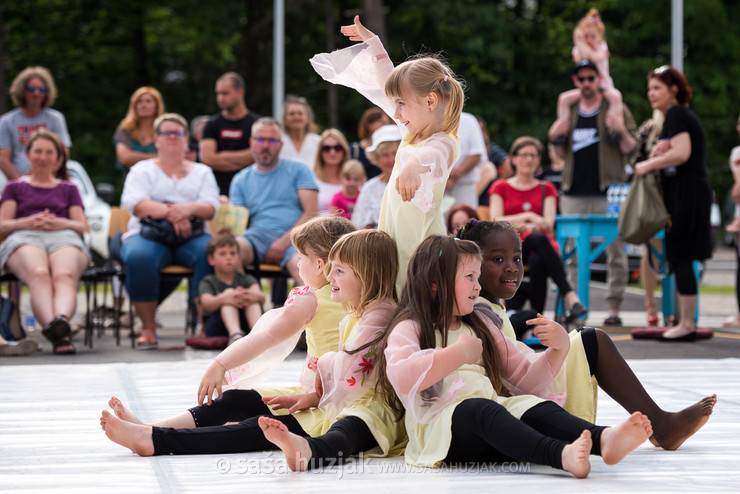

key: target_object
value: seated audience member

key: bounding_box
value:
[446,204,479,235]
[113,87,164,174]
[328,159,366,220]
[351,125,401,229]
[349,106,392,180]
[188,115,210,162]
[0,130,89,355]
[198,233,264,346]
[280,95,321,166]
[120,113,220,349]
[229,117,319,284]
[313,129,350,216]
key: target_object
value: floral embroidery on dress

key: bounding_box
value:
[306,355,318,372]
[285,285,311,306]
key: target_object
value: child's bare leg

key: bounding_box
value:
[245,302,262,332]
[108,396,196,428]
[599,412,652,465]
[100,410,155,456]
[556,89,581,124]
[220,305,244,342]
[259,416,312,472]
[604,88,623,119]
[561,430,591,479]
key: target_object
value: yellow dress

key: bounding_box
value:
[315,301,407,456]
[256,284,345,437]
[485,299,598,423]
[401,323,547,467]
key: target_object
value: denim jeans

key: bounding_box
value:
[120,233,212,302]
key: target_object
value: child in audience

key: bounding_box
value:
[198,233,265,345]
[329,159,366,220]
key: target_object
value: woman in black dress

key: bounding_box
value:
[634,66,712,341]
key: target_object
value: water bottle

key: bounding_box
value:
[23,298,36,332]
[606,185,617,217]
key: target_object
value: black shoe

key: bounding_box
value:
[603,314,622,326]
[657,331,697,342]
[566,302,588,323]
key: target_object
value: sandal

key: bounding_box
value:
[136,328,158,349]
[42,317,76,355]
[228,331,246,346]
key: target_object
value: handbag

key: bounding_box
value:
[140,216,205,247]
[618,174,669,244]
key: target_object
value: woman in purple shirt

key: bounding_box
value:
[0,129,90,354]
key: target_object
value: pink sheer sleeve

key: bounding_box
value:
[309,36,404,138]
[223,287,318,391]
[384,320,467,424]
[316,300,395,420]
[478,308,568,406]
[399,133,459,212]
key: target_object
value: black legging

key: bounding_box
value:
[305,416,378,470]
[518,233,574,313]
[151,389,307,455]
[444,398,604,469]
[671,258,698,296]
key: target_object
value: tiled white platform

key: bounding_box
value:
[2,358,738,493]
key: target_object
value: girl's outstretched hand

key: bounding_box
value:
[455,332,483,364]
[340,15,375,42]
[262,392,320,413]
[526,313,570,352]
[197,360,228,406]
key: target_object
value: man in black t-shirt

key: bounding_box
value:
[200,72,261,195]
[548,60,637,326]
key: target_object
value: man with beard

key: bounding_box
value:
[549,60,637,326]
[229,118,318,284]
[200,72,261,195]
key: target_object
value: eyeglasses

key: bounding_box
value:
[252,137,281,146]
[577,75,596,83]
[26,85,47,93]
[322,144,344,153]
[157,130,186,138]
[515,153,539,159]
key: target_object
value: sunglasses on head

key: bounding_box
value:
[322,144,344,153]
[577,75,596,83]
[27,85,47,93]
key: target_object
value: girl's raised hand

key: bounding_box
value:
[340,15,375,42]
[526,313,570,351]
[455,332,483,364]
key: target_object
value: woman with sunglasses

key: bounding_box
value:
[119,113,220,348]
[633,66,712,342]
[489,136,586,326]
[313,129,351,216]
[0,66,71,181]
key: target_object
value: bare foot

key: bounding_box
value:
[108,396,145,425]
[600,412,652,465]
[561,430,591,478]
[100,410,155,456]
[258,416,312,472]
[651,394,717,450]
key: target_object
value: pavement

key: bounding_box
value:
[3,245,740,366]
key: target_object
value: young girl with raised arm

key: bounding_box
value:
[100,216,356,456]
[551,8,624,144]
[375,235,652,478]
[311,16,464,293]
[258,229,406,471]
[456,219,716,450]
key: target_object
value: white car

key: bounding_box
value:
[0,160,113,263]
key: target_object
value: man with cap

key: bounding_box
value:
[548,59,637,326]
